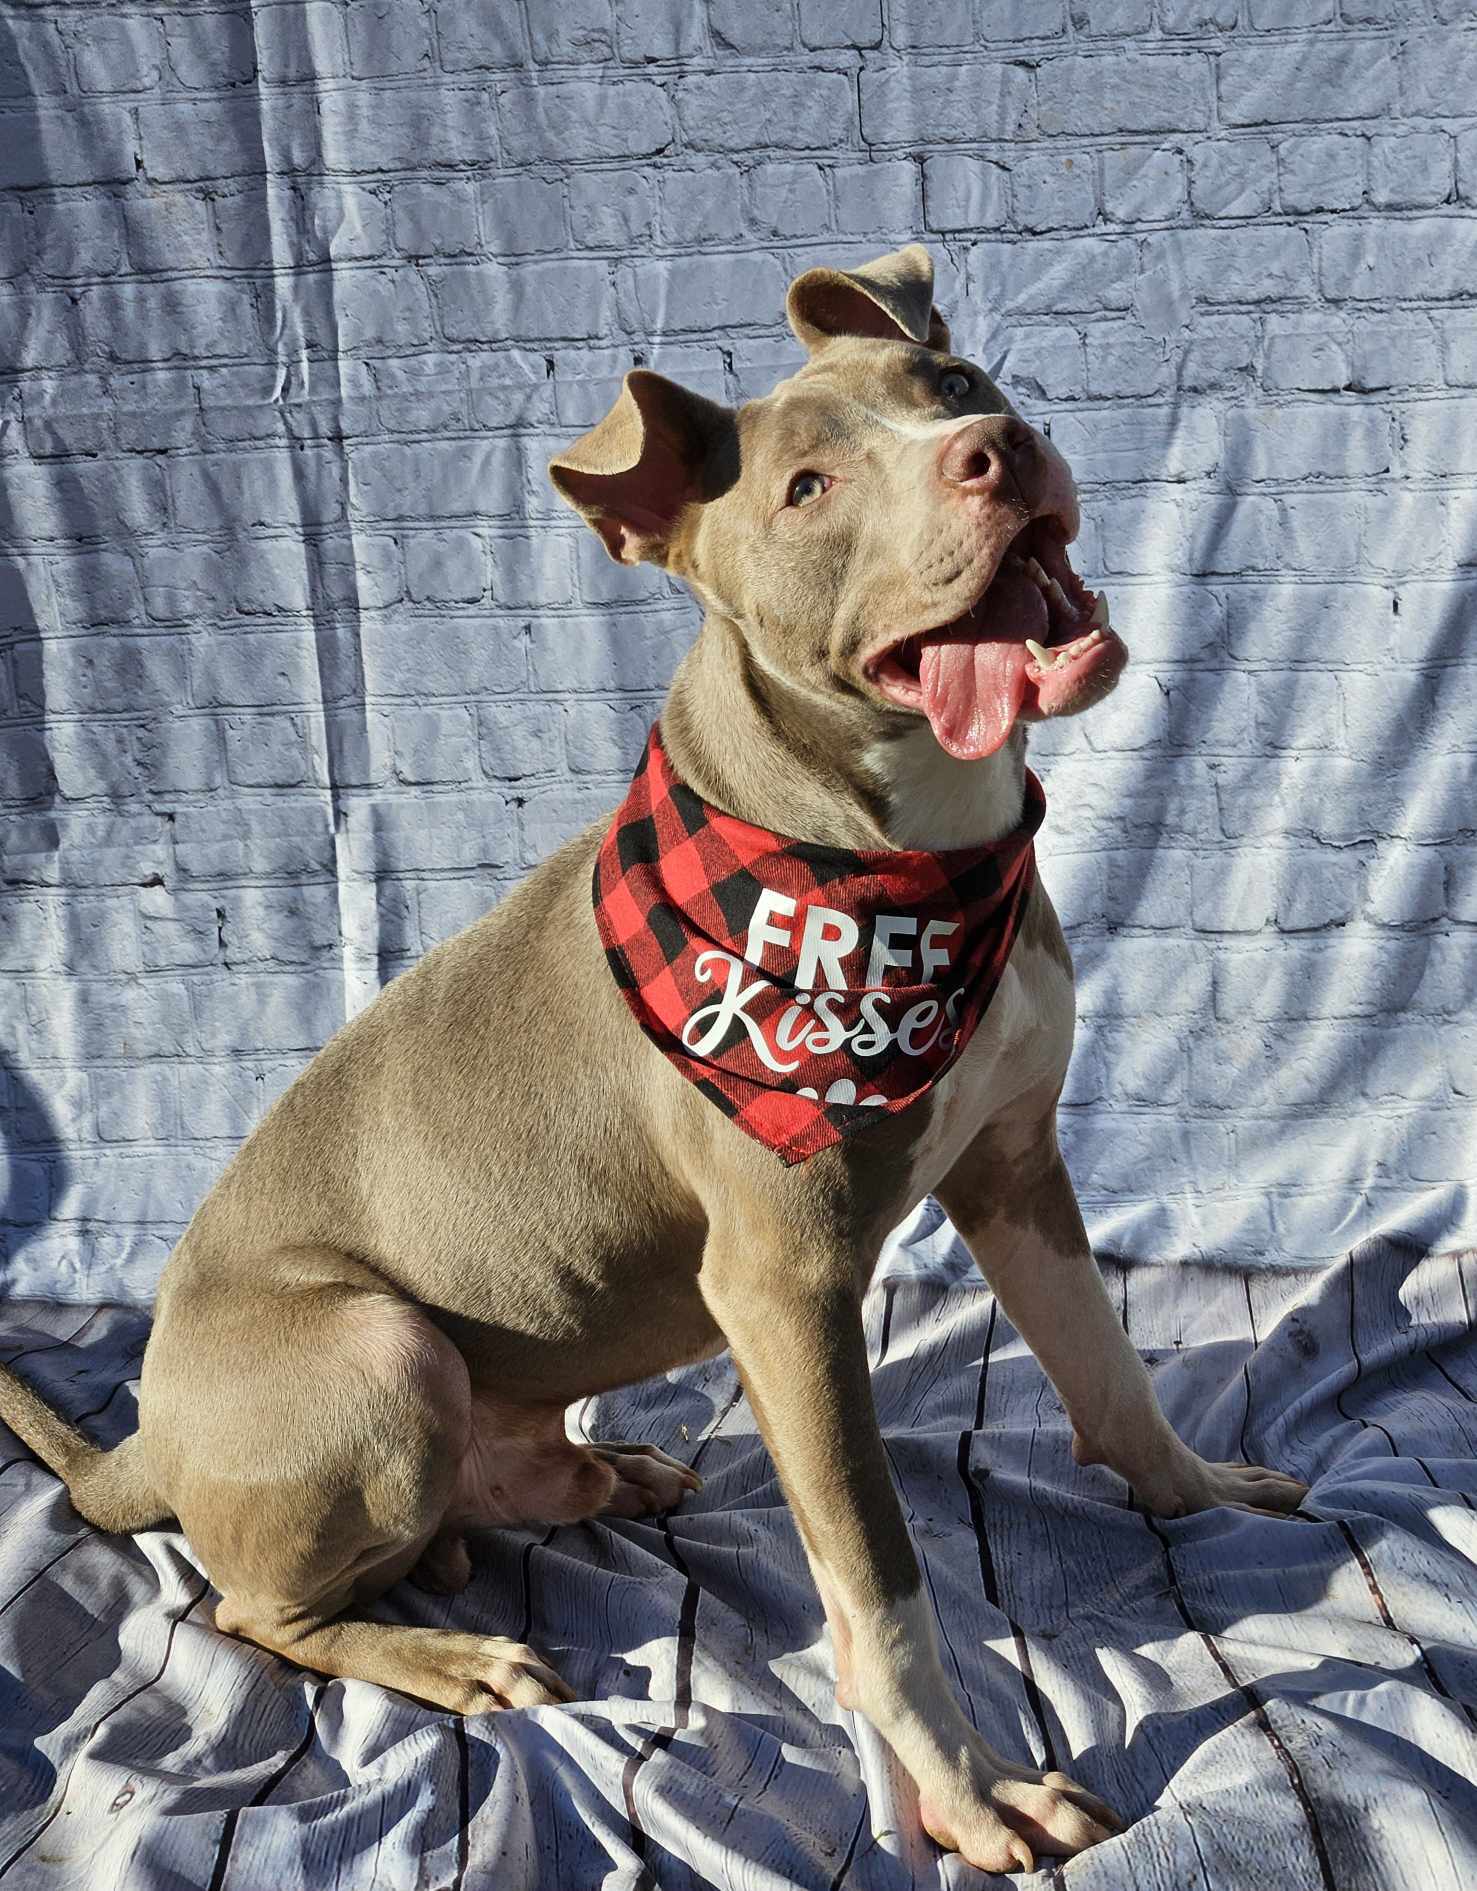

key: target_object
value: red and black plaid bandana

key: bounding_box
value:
[593,724,1046,1165]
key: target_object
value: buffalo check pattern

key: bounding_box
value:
[593,723,1046,1163]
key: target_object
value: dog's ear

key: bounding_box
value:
[786,242,951,355]
[548,369,735,567]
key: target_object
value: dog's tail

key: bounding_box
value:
[0,1362,171,1533]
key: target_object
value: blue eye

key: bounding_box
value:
[788,471,830,507]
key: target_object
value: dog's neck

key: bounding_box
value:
[660,611,1029,853]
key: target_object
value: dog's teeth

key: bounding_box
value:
[1089,590,1110,628]
[1025,637,1057,670]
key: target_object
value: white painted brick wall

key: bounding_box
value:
[1,1,1474,1300]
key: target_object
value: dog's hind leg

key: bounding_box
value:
[145,1248,571,1712]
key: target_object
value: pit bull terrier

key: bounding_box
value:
[0,243,1306,1874]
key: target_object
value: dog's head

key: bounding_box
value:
[548,243,1126,763]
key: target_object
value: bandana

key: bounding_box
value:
[593,724,1045,1165]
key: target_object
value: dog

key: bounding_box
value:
[0,244,1306,1874]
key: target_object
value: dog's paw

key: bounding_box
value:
[920,1761,1124,1874]
[1077,1432,1309,1519]
[591,1441,702,1518]
[397,1631,576,1714]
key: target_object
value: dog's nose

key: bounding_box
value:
[937,416,1040,505]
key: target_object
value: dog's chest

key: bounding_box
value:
[904,924,1075,1192]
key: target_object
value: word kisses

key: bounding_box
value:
[681,890,964,1076]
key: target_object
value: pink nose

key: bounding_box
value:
[936,415,1041,505]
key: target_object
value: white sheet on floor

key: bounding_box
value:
[3,1206,1477,1891]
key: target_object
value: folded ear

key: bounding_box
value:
[547,369,736,567]
[786,242,951,355]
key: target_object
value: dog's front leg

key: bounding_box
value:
[701,1222,1121,1874]
[936,1106,1309,1519]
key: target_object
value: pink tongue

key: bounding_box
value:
[917,566,1045,761]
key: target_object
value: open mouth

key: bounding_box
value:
[862,514,1128,761]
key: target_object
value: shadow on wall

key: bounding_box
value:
[0,540,71,1290]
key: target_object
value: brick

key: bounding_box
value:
[1275,858,1359,931]
[620,250,789,332]
[1368,132,1452,210]
[1157,0,1237,24]
[140,97,319,183]
[3,104,135,191]
[478,700,563,779]
[710,0,793,51]
[529,612,692,692]
[391,181,479,257]
[50,549,141,626]
[678,70,856,151]
[82,281,261,362]
[1188,137,1275,218]
[1102,145,1186,222]
[45,722,139,800]
[5,457,169,544]
[1049,407,1219,484]
[967,236,1136,312]
[1278,135,1365,214]
[74,14,165,93]
[569,168,659,247]
[1321,217,1477,302]
[124,191,215,273]
[923,155,1009,232]
[748,162,830,239]
[346,0,432,77]
[363,615,526,697]
[390,706,478,783]
[191,972,345,1054]
[225,886,343,962]
[497,78,673,162]
[833,159,917,235]
[998,324,1084,400]
[437,258,612,341]
[1072,0,1154,31]
[19,634,186,716]
[480,175,567,253]
[1085,321,1171,398]
[95,1067,176,1143]
[800,0,882,47]
[661,165,746,244]
[300,184,391,263]
[165,12,257,86]
[1400,399,1477,476]
[223,712,314,787]
[889,0,974,46]
[405,530,487,603]
[1351,319,1440,392]
[1010,152,1097,231]
[1402,32,1477,117]
[1248,0,1333,19]
[351,438,525,520]
[188,631,317,708]
[342,795,517,874]
[1179,225,1315,302]
[170,449,344,530]
[1261,318,1349,392]
[0,19,70,97]
[138,888,223,969]
[862,60,1034,145]
[980,0,1068,31]
[318,87,490,170]
[136,717,225,795]
[1220,42,1396,126]
[31,198,125,278]
[528,0,614,61]
[616,0,709,59]
[1038,54,1211,136]
[255,2,348,81]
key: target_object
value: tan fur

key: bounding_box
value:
[0,245,1305,1875]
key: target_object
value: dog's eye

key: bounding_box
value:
[939,369,974,401]
[787,471,830,507]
